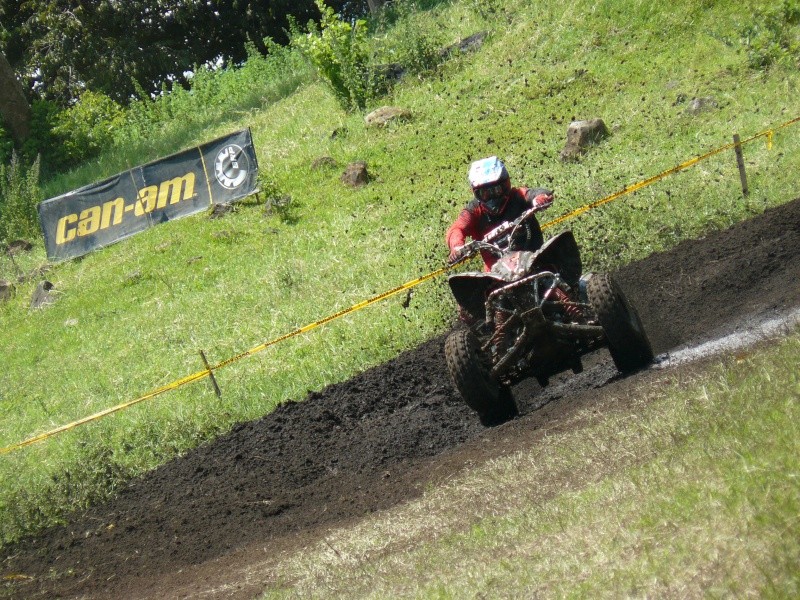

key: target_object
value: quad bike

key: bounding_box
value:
[444,206,654,426]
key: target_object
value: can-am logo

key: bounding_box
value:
[214,144,249,189]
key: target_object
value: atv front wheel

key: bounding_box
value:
[587,273,654,373]
[444,328,518,426]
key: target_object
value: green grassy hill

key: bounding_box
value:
[1,0,799,548]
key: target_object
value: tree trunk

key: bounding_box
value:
[0,51,32,147]
[367,0,387,14]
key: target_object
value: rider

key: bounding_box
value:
[446,156,554,271]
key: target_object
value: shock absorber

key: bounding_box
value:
[492,309,510,356]
[544,286,583,322]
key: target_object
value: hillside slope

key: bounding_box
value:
[3,196,798,599]
[2,0,800,587]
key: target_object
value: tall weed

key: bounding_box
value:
[0,125,12,165]
[372,0,448,77]
[740,0,800,70]
[112,42,312,147]
[0,152,42,244]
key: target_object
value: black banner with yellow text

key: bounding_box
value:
[38,129,258,260]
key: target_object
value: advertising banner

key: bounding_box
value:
[38,129,259,261]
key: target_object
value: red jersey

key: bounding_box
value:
[446,187,553,270]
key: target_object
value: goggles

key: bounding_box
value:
[474,183,506,202]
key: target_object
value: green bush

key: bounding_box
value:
[259,171,299,225]
[293,0,373,110]
[237,38,313,103]
[51,91,126,165]
[0,152,42,244]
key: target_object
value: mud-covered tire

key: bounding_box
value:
[587,272,654,373]
[444,328,518,426]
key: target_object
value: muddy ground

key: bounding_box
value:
[3,197,800,599]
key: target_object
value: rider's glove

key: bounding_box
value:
[448,245,465,264]
[532,192,553,210]
[527,188,554,210]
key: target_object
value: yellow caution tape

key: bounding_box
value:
[2,116,798,455]
[1,263,455,454]
[2,574,33,582]
[542,116,799,230]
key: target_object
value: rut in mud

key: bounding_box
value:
[3,197,800,600]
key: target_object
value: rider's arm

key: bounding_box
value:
[446,208,478,251]
[522,187,554,210]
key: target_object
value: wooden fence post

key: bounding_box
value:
[199,350,222,398]
[733,134,749,197]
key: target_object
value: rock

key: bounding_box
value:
[560,118,610,162]
[440,31,489,60]
[341,162,370,187]
[209,203,234,219]
[685,96,717,115]
[30,280,55,309]
[364,107,412,128]
[6,239,33,255]
[0,279,13,302]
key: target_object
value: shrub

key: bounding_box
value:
[292,0,373,110]
[259,171,298,225]
[110,41,312,150]
[51,91,126,165]
[238,38,313,104]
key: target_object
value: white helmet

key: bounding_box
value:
[468,156,511,215]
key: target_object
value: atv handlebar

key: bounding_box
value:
[449,205,544,264]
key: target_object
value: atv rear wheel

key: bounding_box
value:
[587,272,654,373]
[444,328,518,426]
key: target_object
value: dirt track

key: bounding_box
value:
[3,197,800,599]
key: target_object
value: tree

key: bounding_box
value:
[366,0,387,13]
[0,0,371,106]
[0,50,31,147]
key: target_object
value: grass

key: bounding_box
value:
[260,331,800,598]
[0,0,799,552]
